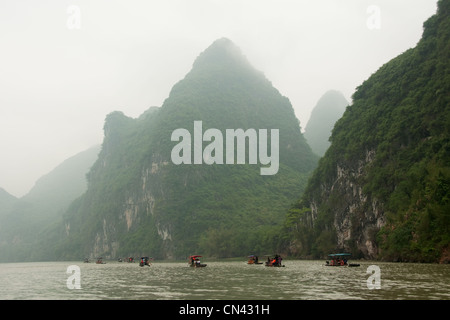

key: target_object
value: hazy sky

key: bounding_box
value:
[0,0,438,197]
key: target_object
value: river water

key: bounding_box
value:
[0,260,449,300]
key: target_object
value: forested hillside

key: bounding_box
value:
[284,0,450,263]
[49,38,318,260]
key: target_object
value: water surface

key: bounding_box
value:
[0,260,449,300]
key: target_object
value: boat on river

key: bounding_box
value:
[247,255,263,264]
[265,255,285,267]
[96,257,106,264]
[325,253,360,267]
[139,256,152,267]
[189,255,207,268]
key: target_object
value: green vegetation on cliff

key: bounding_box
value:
[285,0,450,263]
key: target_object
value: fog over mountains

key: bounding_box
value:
[0,1,447,264]
[304,90,349,157]
[1,38,318,261]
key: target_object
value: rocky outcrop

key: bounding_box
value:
[303,149,384,258]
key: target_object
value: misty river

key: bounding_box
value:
[0,260,449,300]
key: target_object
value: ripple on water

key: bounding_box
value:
[0,260,449,300]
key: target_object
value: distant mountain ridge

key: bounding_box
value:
[0,187,17,217]
[304,90,348,157]
[0,145,100,262]
[22,145,100,210]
